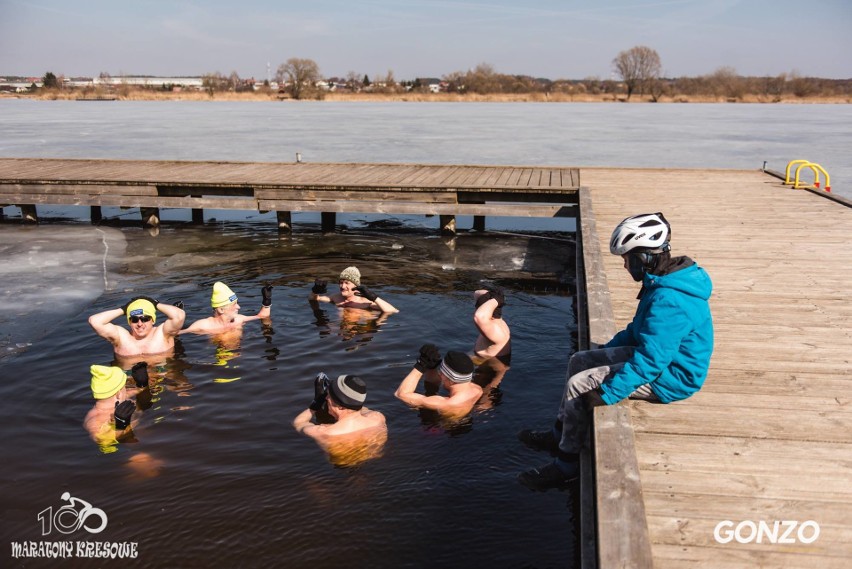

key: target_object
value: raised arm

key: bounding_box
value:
[308,279,332,303]
[157,301,186,337]
[354,285,399,314]
[473,298,508,344]
[88,307,125,346]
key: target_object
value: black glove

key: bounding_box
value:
[414,344,442,372]
[310,372,330,411]
[114,400,135,430]
[476,286,505,318]
[173,300,184,310]
[354,285,378,302]
[311,279,328,295]
[131,362,149,388]
[261,285,273,307]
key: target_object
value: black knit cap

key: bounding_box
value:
[328,375,367,410]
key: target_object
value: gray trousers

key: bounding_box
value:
[556,347,659,455]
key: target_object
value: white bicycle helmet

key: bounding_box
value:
[609,212,671,255]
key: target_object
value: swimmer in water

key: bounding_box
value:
[308,266,399,314]
[395,346,482,419]
[293,373,387,466]
[83,363,148,453]
[180,282,272,336]
[473,285,511,365]
[89,296,185,359]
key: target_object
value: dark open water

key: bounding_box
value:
[1,221,579,568]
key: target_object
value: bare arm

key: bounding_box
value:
[88,308,125,346]
[474,298,508,344]
[157,302,186,337]
[371,296,399,314]
[293,408,324,440]
[394,368,450,411]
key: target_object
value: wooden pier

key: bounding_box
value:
[1,157,849,567]
[578,168,852,568]
[0,158,579,234]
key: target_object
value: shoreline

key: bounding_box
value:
[3,91,850,104]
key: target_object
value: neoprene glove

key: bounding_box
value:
[311,279,328,295]
[114,400,135,430]
[354,285,378,302]
[310,372,330,411]
[414,344,442,372]
[131,362,149,388]
[173,300,184,310]
[261,285,273,307]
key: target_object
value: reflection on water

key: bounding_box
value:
[0,221,579,567]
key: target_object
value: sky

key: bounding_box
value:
[1,0,850,81]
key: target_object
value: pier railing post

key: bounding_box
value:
[140,207,160,227]
[277,211,292,233]
[20,204,38,223]
[439,214,456,236]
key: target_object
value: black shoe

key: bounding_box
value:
[517,461,579,492]
[517,429,559,454]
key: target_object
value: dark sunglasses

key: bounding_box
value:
[129,315,152,323]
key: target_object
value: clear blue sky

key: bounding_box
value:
[1,0,850,80]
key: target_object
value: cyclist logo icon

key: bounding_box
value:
[38,492,108,535]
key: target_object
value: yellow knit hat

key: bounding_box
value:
[125,299,156,325]
[211,281,238,308]
[90,365,127,399]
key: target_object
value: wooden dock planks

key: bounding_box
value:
[582,167,852,568]
[0,159,580,226]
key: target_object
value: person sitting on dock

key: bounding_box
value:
[517,212,713,491]
[309,266,399,313]
[473,285,511,365]
[180,282,272,336]
[395,346,482,419]
[88,296,185,359]
[293,373,387,466]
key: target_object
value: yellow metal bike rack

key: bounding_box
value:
[785,160,832,192]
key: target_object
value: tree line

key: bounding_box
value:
[34,47,852,101]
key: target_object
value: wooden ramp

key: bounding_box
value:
[582,168,852,568]
[0,158,579,232]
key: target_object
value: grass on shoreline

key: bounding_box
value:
[5,90,850,104]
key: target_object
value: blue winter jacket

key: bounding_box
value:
[599,258,714,404]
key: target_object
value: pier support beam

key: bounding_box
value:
[90,206,102,224]
[473,215,486,231]
[276,211,292,233]
[140,207,160,227]
[439,215,456,236]
[321,212,336,233]
[20,204,38,224]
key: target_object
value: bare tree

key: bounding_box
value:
[276,58,321,100]
[612,45,662,99]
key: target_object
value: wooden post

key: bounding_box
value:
[321,212,336,233]
[91,206,102,223]
[473,215,486,231]
[140,207,160,227]
[439,215,456,236]
[277,211,292,233]
[20,204,38,223]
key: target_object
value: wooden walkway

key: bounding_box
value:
[0,158,579,232]
[581,168,852,568]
